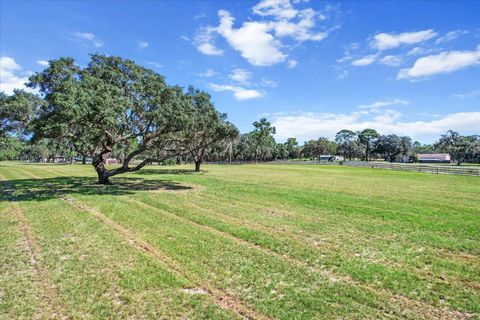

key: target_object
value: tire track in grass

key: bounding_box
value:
[2,170,68,318]
[124,196,475,320]
[193,191,480,291]
[11,202,69,320]
[59,195,270,320]
[10,166,476,318]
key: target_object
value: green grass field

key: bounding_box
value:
[1,162,479,319]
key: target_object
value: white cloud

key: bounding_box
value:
[145,61,163,68]
[0,57,36,95]
[197,42,224,55]
[209,83,263,101]
[268,8,329,42]
[37,60,49,66]
[195,26,224,55]
[194,1,335,66]
[138,41,149,49]
[287,59,298,68]
[358,99,410,110]
[261,78,278,87]
[197,69,217,77]
[181,35,190,41]
[217,10,286,66]
[252,0,298,20]
[229,68,252,84]
[435,30,467,44]
[371,29,437,50]
[398,46,480,79]
[453,89,480,99]
[407,46,431,56]
[72,32,104,47]
[194,12,207,19]
[380,55,402,66]
[271,110,480,142]
[351,54,378,66]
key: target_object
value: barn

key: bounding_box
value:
[417,153,451,163]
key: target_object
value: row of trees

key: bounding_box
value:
[1,54,238,184]
[211,123,478,165]
[1,54,479,184]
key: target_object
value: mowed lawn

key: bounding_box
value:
[1,162,479,319]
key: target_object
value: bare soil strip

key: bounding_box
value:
[12,203,69,320]
[60,195,270,320]
[127,198,475,320]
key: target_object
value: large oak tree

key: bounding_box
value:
[28,54,192,184]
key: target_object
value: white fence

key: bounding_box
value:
[342,161,480,176]
[205,160,480,176]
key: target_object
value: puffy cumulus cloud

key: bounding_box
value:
[195,1,337,66]
[208,83,263,101]
[195,26,224,56]
[229,68,252,84]
[197,42,224,55]
[216,10,286,66]
[398,46,480,80]
[271,109,480,142]
[71,32,104,48]
[0,57,36,95]
[252,0,298,20]
[37,60,49,66]
[371,29,437,51]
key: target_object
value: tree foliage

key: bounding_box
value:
[28,54,193,184]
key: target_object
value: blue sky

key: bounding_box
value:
[1,0,479,143]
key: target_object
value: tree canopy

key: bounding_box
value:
[28,54,217,183]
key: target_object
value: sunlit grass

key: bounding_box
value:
[1,162,479,319]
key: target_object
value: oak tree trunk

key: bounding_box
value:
[95,163,111,185]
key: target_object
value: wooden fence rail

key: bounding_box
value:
[342,161,480,176]
[205,160,480,176]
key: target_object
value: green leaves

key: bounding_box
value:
[0,90,43,138]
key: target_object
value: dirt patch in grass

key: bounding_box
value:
[256,207,292,217]
[148,182,203,194]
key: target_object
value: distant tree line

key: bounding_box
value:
[201,121,479,165]
[1,54,479,184]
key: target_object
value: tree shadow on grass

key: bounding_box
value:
[1,176,191,202]
[132,168,202,175]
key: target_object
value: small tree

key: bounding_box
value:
[285,137,300,159]
[251,118,276,161]
[435,130,478,165]
[359,128,380,161]
[335,129,361,160]
[178,87,238,171]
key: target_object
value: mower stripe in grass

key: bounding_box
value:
[11,202,69,319]
[59,195,271,320]
[123,195,471,320]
